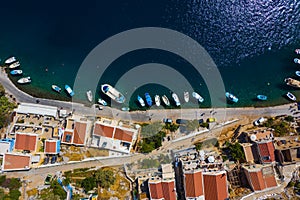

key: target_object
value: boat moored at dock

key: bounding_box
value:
[101,84,125,104]
[86,90,93,102]
[184,91,189,103]
[145,93,152,106]
[162,95,170,106]
[296,71,300,77]
[192,92,204,103]
[65,85,74,97]
[286,92,297,101]
[9,61,20,69]
[257,95,267,101]
[295,49,300,55]
[98,98,107,106]
[10,70,22,75]
[17,77,31,84]
[154,95,161,106]
[294,58,300,64]
[172,93,180,106]
[226,92,239,103]
[51,85,61,93]
[285,78,300,89]
[5,56,16,64]
[137,95,145,107]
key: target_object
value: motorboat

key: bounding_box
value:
[285,78,300,89]
[295,49,300,55]
[10,70,22,75]
[137,95,145,107]
[65,85,74,97]
[154,95,161,106]
[192,92,204,103]
[296,71,300,77]
[225,92,238,103]
[17,77,31,84]
[294,58,300,64]
[51,85,61,93]
[9,61,20,69]
[145,93,152,106]
[162,95,170,106]
[5,56,16,64]
[101,84,125,103]
[184,91,189,103]
[172,93,180,106]
[287,92,297,101]
[98,98,107,106]
[86,90,93,102]
[121,107,130,111]
[257,95,267,101]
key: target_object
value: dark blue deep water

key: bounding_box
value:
[1,0,300,109]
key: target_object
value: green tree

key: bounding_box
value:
[0,188,4,200]
[62,177,71,186]
[94,169,115,189]
[0,84,5,97]
[164,123,179,132]
[226,142,245,162]
[195,143,202,151]
[81,177,96,192]
[9,189,21,200]
[0,175,6,185]
[8,178,21,190]
[50,180,67,200]
[186,120,199,132]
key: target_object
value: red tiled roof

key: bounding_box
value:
[248,171,266,191]
[15,133,37,151]
[162,180,176,200]
[149,181,163,199]
[185,171,204,198]
[93,124,114,138]
[114,128,133,142]
[258,141,275,163]
[62,130,73,143]
[3,154,30,171]
[73,122,87,145]
[243,144,254,162]
[45,140,57,154]
[203,172,228,200]
[264,175,277,188]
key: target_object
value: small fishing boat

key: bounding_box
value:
[101,84,125,104]
[51,85,61,93]
[294,58,300,64]
[86,90,93,102]
[296,71,300,77]
[285,78,300,89]
[137,95,145,107]
[172,93,180,106]
[9,61,20,69]
[10,70,22,75]
[162,95,170,106]
[145,93,152,106]
[154,95,161,106]
[17,77,31,84]
[121,107,130,111]
[65,85,74,97]
[192,92,204,103]
[257,95,267,101]
[295,49,300,55]
[5,56,16,64]
[287,92,297,101]
[225,92,239,103]
[98,98,107,106]
[184,91,189,103]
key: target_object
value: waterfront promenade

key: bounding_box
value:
[0,69,295,123]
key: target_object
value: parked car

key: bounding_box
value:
[163,118,172,123]
[176,119,188,124]
[253,117,266,126]
[43,156,49,165]
[51,156,57,164]
[44,174,52,185]
[198,119,204,124]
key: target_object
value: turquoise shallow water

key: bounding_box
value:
[1,0,300,110]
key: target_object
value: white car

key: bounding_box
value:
[253,117,266,126]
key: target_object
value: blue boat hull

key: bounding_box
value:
[257,95,267,101]
[145,93,152,106]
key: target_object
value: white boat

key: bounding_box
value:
[172,93,180,106]
[86,90,93,102]
[192,92,204,103]
[65,85,74,97]
[154,95,161,106]
[10,70,22,75]
[101,84,125,104]
[137,95,145,107]
[294,58,300,64]
[98,98,107,106]
[121,107,130,111]
[17,77,31,84]
[184,91,189,103]
[295,49,300,55]
[287,92,296,101]
[162,95,170,106]
[5,56,16,64]
[51,85,61,93]
[9,61,20,69]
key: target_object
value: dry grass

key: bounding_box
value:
[64,152,84,161]
[86,148,109,157]
[27,188,38,197]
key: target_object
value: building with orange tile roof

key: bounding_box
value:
[241,143,254,163]
[61,120,89,146]
[44,139,61,154]
[203,171,228,200]
[254,140,275,164]
[1,153,31,172]
[15,133,38,152]
[184,170,204,199]
[243,164,277,191]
